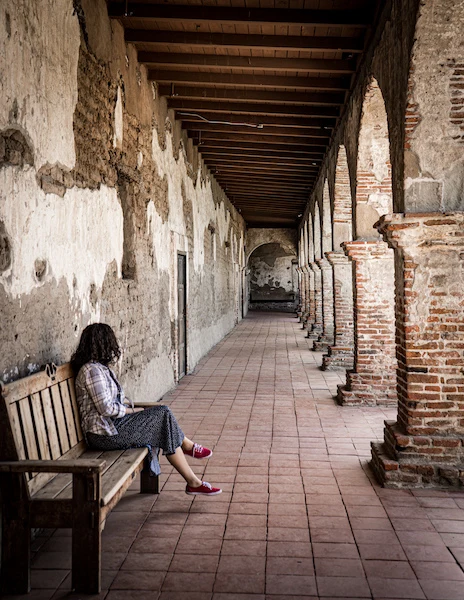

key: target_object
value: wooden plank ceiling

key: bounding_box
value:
[107,0,379,228]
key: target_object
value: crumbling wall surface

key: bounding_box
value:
[0,0,245,400]
[404,0,464,212]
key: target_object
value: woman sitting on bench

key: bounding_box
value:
[71,323,221,496]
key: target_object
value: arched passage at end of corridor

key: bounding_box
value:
[247,242,298,313]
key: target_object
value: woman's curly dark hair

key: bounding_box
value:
[70,323,121,374]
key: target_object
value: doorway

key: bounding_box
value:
[177,253,187,378]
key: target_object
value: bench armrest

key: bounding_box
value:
[0,459,106,474]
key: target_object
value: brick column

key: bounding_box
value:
[296,267,304,319]
[313,258,335,352]
[371,213,464,488]
[300,266,311,328]
[337,240,397,406]
[306,262,323,339]
[323,252,354,370]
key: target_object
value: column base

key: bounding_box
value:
[322,346,354,371]
[306,325,323,340]
[371,421,464,488]
[312,335,334,353]
[337,371,397,406]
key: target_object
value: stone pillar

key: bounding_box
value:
[313,258,335,352]
[371,213,464,488]
[323,252,354,370]
[296,267,304,319]
[300,266,311,328]
[337,240,397,406]
[306,262,323,339]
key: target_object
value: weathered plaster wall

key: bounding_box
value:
[405,0,464,212]
[0,0,245,400]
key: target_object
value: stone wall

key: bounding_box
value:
[0,0,246,401]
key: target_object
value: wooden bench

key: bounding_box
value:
[0,362,159,595]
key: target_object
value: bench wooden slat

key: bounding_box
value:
[18,398,38,462]
[101,448,148,507]
[9,402,26,461]
[67,380,83,442]
[41,389,61,460]
[31,392,51,461]
[51,385,71,454]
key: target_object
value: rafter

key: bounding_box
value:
[149,71,350,91]
[169,99,339,118]
[126,30,364,53]
[201,149,321,164]
[108,4,373,27]
[200,145,323,159]
[160,86,345,107]
[208,161,316,173]
[188,127,330,142]
[139,52,356,74]
[198,140,324,156]
[178,112,334,129]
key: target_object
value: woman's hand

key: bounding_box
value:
[131,406,145,413]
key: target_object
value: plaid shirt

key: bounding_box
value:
[75,361,128,436]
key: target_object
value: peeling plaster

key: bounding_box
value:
[0,1,80,169]
[0,167,123,319]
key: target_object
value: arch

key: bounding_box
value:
[245,229,297,263]
[247,242,298,312]
[313,203,322,260]
[322,179,332,255]
[355,77,393,240]
[333,145,353,250]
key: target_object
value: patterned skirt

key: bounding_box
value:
[86,405,184,476]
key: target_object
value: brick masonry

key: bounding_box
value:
[371,212,464,488]
[313,257,334,352]
[306,262,323,340]
[323,252,354,371]
[337,240,397,406]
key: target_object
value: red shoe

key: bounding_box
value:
[183,443,213,459]
[186,481,222,496]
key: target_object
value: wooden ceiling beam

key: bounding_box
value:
[178,112,334,129]
[149,70,350,91]
[198,141,324,156]
[214,176,314,188]
[169,99,339,118]
[108,4,373,27]
[160,86,345,106]
[139,52,356,74]
[201,146,323,159]
[201,149,321,164]
[213,171,314,183]
[209,162,316,174]
[125,30,364,53]
[204,155,319,168]
[188,127,330,142]
[220,183,310,194]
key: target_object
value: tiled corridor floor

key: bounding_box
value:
[24,313,464,599]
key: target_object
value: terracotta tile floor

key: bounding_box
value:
[22,312,464,599]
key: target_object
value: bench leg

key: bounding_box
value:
[1,479,30,594]
[72,472,101,594]
[140,456,159,494]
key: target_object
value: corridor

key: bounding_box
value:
[25,313,464,600]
